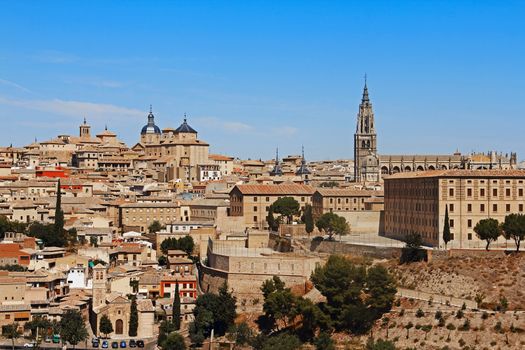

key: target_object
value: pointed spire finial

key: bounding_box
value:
[184,113,187,123]
[302,145,305,159]
[105,124,108,131]
[149,104,152,113]
[362,74,369,103]
[83,117,87,125]
[276,147,279,163]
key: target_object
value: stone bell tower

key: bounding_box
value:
[354,77,378,182]
[92,264,107,309]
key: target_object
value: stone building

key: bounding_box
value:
[383,169,525,248]
[90,264,154,339]
[134,110,210,182]
[229,184,315,229]
[119,202,182,232]
[312,188,384,217]
[201,235,322,307]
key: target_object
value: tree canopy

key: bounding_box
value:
[303,204,314,234]
[99,314,113,338]
[266,205,279,232]
[59,309,88,347]
[189,282,237,345]
[443,206,451,248]
[129,296,138,337]
[161,332,186,350]
[311,255,396,334]
[474,218,501,250]
[272,197,300,224]
[315,212,350,240]
[160,235,195,255]
[502,213,525,252]
[148,220,164,234]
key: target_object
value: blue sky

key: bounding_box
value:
[0,1,524,160]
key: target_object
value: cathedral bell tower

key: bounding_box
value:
[354,77,379,182]
[80,118,91,138]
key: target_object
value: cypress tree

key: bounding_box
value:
[266,205,278,232]
[173,281,181,330]
[53,179,65,246]
[304,204,314,234]
[129,296,138,337]
[443,205,451,249]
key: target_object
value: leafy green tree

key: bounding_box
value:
[53,179,66,245]
[295,298,331,342]
[160,236,195,255]
[25,317,52,340]
[261,276,286,299]
[2,322,21,350]
[443,206,451,248]
[0,216,27,240]
[0,264,27,271]
[99,315,113,338]
[303,204,314,234]
[261,333,301,350]
[190,282,237,345]
[267,205,279,232]
[263,284,297,330]
[365,338,396,350]
[502,213,525,252]
[161,332,186,350]
[400,233,426,263]
[314,332,334,350]
[227,322,255,348]
[129,296,138,337]
[319,181,339,188]
[158,320,177,347]
[311,255,396,335]
[148,220,164,234]
[173,281,181,330]
[315,212,350,240]
[474,218,502,250]
[59,309,88,348]
[272,197,300,224]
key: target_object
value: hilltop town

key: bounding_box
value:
[0,84,524,350]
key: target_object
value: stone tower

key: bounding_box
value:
[354,79,379,182]
[80,118,91,138]
[295,146,311,184]
[92,264,107,309]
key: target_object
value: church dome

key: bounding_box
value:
[175,115,197,134]
[141,109,161,135]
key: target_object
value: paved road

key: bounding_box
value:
[0,339,157,350]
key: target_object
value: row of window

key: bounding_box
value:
[449,187,524,198]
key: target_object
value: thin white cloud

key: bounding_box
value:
[33,50,79,64]
[274,126,298,136]
[0,78,32,93]
[0,95,143,121]
[196,117,253,133]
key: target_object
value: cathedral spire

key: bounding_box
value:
[269,147,283,176]
[361,74,369,103]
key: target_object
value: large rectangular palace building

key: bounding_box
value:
[383,169,525,249]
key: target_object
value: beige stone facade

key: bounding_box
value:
[384,169,525,248]
[312,188,384,218]
[229,184,314,229]
[119,203,181,232]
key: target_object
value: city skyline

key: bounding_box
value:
[1,1,524,160]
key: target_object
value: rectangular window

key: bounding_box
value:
[520,189,524,197]
[467,219,472,228]
[254,197,258,202]
[493,204,498,212]
[520,204,524,212]
[480,188,485,197]
[467,233,472,240]
[449,204,454,212]
[506,204,511,212]
[253,206,257,212]
[467,188,472,197]
[493,188,498,197]
[450,219,454,228]
[467,204,472,212]
[253,216,258,222]
[480,204,485,212]
[266,197,270,202]
[449,188,454,197]
[506,188,511,197]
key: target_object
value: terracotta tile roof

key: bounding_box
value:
[384,169,525,180]
[209,154,234,161]
[314,189,383,197]
[232,184,314,195]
